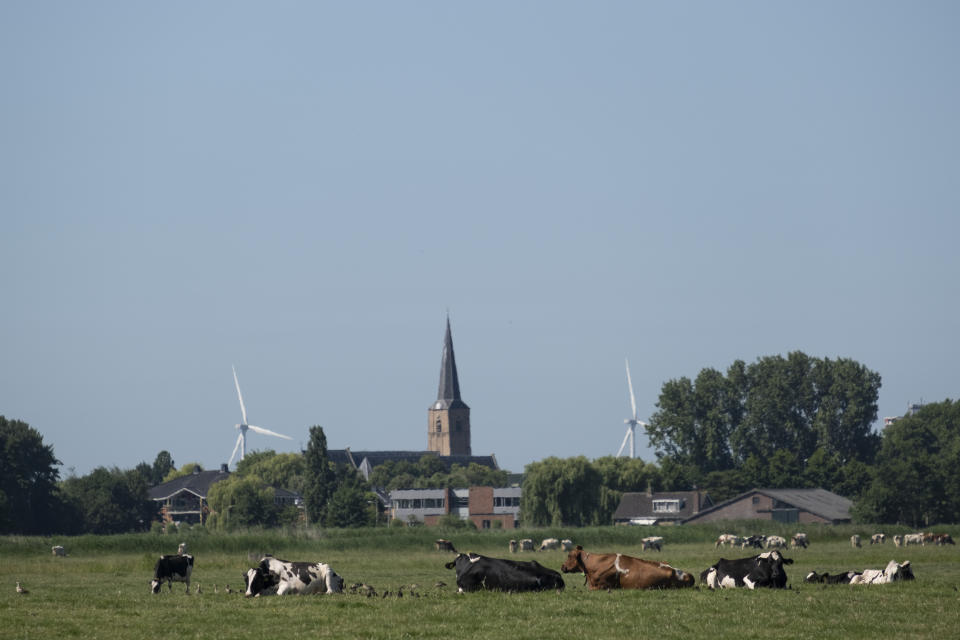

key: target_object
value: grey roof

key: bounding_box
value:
[612,491,713,522]
[148,469,231,501]
[433,317,468,410]
[684,487,853,524]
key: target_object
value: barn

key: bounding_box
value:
[682,488,852,525]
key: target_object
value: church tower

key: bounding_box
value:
[428,317,471,456]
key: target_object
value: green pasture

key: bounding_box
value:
[3,525,959,639]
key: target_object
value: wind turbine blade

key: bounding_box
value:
[233,366,248,425]
[247,424,293,440]
[617,426,632,457]
[625,358,638,420]
[228,433,243,466]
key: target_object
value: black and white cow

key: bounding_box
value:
[151,554,194,594]
[700,550,794,589]
[848,560,915,585]
[444,552,565,593]
[243,556,344,597]
[739,535,766,549]
[805,570,861,585]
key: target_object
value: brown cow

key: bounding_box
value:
[560,546,694,590]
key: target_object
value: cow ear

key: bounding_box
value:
[575,545,583,551]
[444,561,456,570]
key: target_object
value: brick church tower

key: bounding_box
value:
[427,317,471,456]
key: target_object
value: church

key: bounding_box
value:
[328,317,500,480]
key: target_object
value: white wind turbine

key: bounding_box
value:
[229,366,292,467]
[617,358,647,458]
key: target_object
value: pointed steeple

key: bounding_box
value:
[436,316,463,406]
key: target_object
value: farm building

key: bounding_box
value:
[612,490,714,525]
[389,486,521,528]
[682,488,852,525]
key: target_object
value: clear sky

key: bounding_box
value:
[3,2,958,478]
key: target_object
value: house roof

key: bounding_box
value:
[612,491,713,522]
[683,487,853,523]
[148,469,231,501]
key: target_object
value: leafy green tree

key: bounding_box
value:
[151,451,175,486]
[236,450,306,495]
[162,462,203,483]
[325,484,375,528]
[303,426,336,526]
[521,457,607,526]
[206,474,279,530]
[0,416,67,534]
[855,400,959,526]
[59,467,155,534]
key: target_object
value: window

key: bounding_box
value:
[435,417,442,432]
[752,496,760,505]
[482,520,491,529]
[494,496,520,507]
[652,499,681,513]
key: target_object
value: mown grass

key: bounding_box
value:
[3,526,960,639]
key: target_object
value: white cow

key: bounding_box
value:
[560,539,574,551]
[244,556,343,597]
[177,542,188,555]
[790,533,808,549]
[851,534,861,548]
[538,538,560,551]
[715,534,740,548]
[903,533,925,546]
[641,536,663,551]
[870,533,886,545]
[893,535,904,547]
[765,535,787,549]
[848,560,915,585]
[508,539,519,553]
[52,545,67,557]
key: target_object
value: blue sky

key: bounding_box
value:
[3,2,958,477]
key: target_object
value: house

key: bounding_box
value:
[148,464,301,526]
[612,490,713,525]
[389,486,521,529]
[682,488,852,525]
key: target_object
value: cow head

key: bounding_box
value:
[884,560,914,582]
[322,564,345,594]
[150,579,162,594]
[244,566,279,597]
[560,546,585,574]
[756,551,793,587]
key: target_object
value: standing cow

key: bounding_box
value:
[151,554,194,594]
[508,539,519,553]
[641,536,663,551]
[435,539,457,552]
[791,533,808,549]
[538,538,560,551]
[851,535,862,548]
[870,533,886,545]
[765,536,787,549]
[560,539,575,551]
[52,545,67,557]
[517,539,534,552]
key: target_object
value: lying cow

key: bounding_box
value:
[244,556,344,597]
[700,550,794,590]
[52,545,66,557]
[870,533,886,545]
[805,570,862,585]
[151,554,194,594]
[444,552,564,593]
[538,538,560,551]
[849,560,915,585]
[435,539,457,552]
[641,536,663,551]
[715,534,740,548]
[791,533,808,549]
[560,546,694,590]
[765,535,787,549]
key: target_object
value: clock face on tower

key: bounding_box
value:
[434,402,443,409]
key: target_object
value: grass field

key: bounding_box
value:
[3,525,959,639]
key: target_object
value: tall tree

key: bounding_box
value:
[521,457,607,526]
[206,474,279,530]
[303,425,336,526]
[59,467,155,534]
[0,416,64,534]
[855,399,959,526]
[151,451,175,486]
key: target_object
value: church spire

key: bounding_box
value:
[436,316,462,404]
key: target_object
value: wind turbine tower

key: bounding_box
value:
[617,358,647,458]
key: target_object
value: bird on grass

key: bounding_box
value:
[195,583,202,594]
[224,585,233,594]
[16,582,29,595]
[213,584,219,594]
